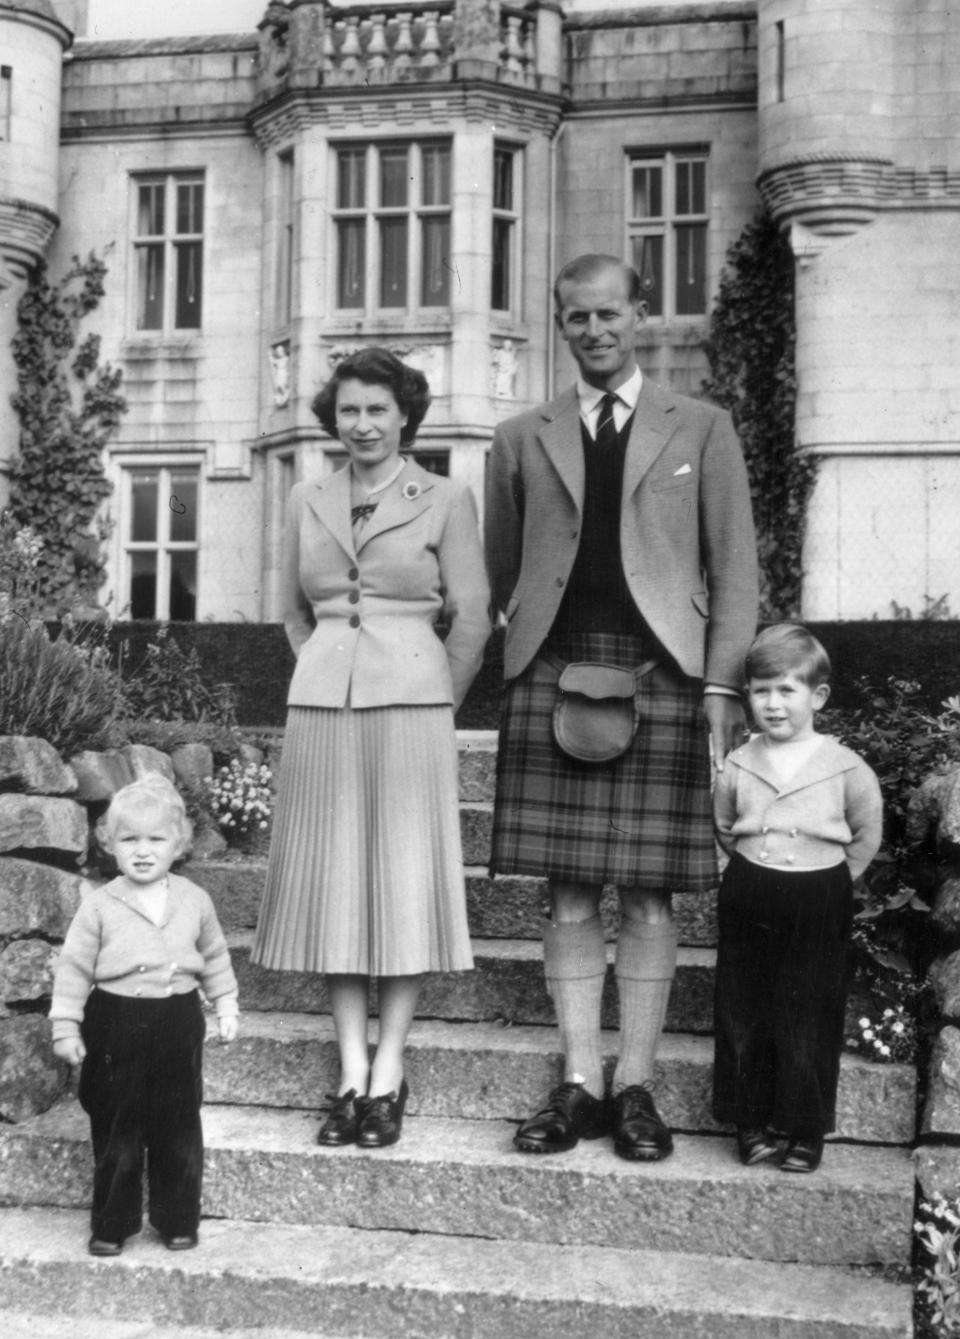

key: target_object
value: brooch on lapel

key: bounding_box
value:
[401,481,422,501]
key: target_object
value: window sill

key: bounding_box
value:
[121,334,204,360]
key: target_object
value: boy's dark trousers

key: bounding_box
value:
[79,988,206,1244]
[712,854,853,1139]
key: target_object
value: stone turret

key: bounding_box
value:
[0,0,72,507]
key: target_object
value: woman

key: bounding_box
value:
[252,347,490,1149]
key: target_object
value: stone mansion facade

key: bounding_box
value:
[1,0,958,624]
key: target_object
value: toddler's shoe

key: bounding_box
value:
[736,1126,780,1167]
[88,1236,122,1257]
[780,1135,824,1173]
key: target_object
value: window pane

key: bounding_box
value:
[130,471,158,542]
[337,150,366,208]
[674,224,706,315]
[631,234,663,317]
[277,153,294,324]
[176,181,203,234]
[380,217,408,306]
[169,552,197,621]
[136,245,165,330]
[137,183,164,236]
[491,216,512,310]
[169,472,198,543]
[675,160,705,216]
[130,552,157,619]
[174,241,203,328]
[493,148,513,212]
[379,148,408,208]
[631,166,662,219]
[337,219,365,307]
[421,217,450,306]
[422,145,450,206]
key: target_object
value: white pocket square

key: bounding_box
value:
[673,463,692,476]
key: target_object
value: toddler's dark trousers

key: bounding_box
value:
[712,854,853,1139]
[79,988,206,1244]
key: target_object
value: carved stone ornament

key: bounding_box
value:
[269,340,291,408]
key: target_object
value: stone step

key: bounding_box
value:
[0,1310,364,1339]
[230,932,718,1033]
[0,1097,914,1267]
[192,858,719,946]
[200,1013,915,1146]
[0,1207,913,1339]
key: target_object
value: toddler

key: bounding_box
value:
[50,774,239,1254]
[712,624,882,1173]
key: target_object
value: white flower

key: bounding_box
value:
[862,1028,874,1041]
[858,1016,870,1029]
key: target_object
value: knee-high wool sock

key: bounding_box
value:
[543,915,607,1099]
[613,916,678,1092]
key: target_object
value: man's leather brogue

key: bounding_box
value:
[513,1081,609,1154]
[610,1083,674,1161]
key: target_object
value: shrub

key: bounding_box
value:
[0,617,123,757]
[118,625,237,726]
[916,1192,960,1336]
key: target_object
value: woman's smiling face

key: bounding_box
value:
[335,378,408,481]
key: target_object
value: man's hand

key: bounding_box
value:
[53,1037,86,1067]
[704,693,748,771]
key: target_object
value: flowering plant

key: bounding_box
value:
[916,1191,960,1334]
[207,760,273,837]
[0,514,44,625]
[847,1004,916,1064]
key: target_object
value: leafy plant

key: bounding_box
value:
[702,210,813,620]
[118,625,237,727]
[916,1192,960,1335]
[9,251,126,613]
[207,759,273,838]
[847,1003,917,1065]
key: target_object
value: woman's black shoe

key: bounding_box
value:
[736,1126,780,1167]
[317,1089,361,1146]
[781,1135,824,1173]
[356,1079,409,1148]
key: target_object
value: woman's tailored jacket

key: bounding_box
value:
[713,735,883,881]
[49,874,239,1042]
[281,460,490,711]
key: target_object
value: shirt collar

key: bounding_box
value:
[576,366,643,416]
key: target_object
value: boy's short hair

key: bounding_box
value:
[97,773,193,858]
[745,623,831,688]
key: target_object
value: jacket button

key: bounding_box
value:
[571,530,579,539]
[348,590,360,604]
[348,567,359,581]
[349,614,360,628]
[555,577,564,587]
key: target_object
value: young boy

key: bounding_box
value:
[712,624,882,1172]
[50,774,239,1254]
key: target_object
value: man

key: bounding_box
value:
[485,254,758,1160]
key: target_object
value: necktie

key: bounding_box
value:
[594,392,619,449]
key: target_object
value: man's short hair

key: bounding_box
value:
[745,623,831,688]
[552,254,643,311]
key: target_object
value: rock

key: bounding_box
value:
[67,748,135,802]
[0,795,88,863]
[907,765,960,850]
[0,858,83,938]
[930,949,960,1019]
[121,744,175,784]
[191,822,229,860]
[0,737,77,796]
[237,743,264,769]
[916,1144,960,1205]
[170,741,215,790]
[921,1025,960,1137]
[0,1014,66,1122]
[0,939,57,1005]
[932,874,960,935]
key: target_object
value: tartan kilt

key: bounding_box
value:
[490,634,717,891]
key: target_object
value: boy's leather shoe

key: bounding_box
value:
[356,1079,409,1149]
[736,1126,780,1166]
[611,1083,674,1161]
[513,1081,609,1153]
[317,1089,361,1146]
[88,1236,122,1256]
[164,1234,199,1250]
[781,1135,824,1174]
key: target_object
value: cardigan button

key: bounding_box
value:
[348,590,360,604]
[348,567,359,581]
[349,614,360,628]
[138,965,146,973]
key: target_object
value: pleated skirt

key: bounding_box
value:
[251,705,473,977]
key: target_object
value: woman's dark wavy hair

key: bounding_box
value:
[311,346,431,448]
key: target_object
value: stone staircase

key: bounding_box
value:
[0,731,917,1337]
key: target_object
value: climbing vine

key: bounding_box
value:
[9,251,127,613]
[702,211,813,620]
